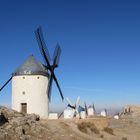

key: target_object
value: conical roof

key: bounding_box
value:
[13,55,48,77]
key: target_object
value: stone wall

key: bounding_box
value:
[123,105,140,115]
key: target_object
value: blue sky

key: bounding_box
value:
[0,0,140,112]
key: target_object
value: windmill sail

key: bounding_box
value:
[35,27,51,63]
[35,26,64,101]
[0,77,12,91]
[48,44,62,100]
[52,43,61,67]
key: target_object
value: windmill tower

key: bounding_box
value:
[0,26,64,118]
[12,55,49,118]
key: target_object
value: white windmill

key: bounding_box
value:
[101,109,107,117]
[0,26,64,118]
[64,96,80,119]
[87,103,96,116]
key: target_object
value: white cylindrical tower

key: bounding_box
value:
[12,55,49,118]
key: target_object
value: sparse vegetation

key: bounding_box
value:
[77,122,88,133]
[129,120,133,125]
[100,134,104,138]
[90,125,100,134]
[77,122,100,134]
[60,122,69,128]
[122,137,127,140]
[104,127,114,135]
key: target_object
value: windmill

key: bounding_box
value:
[66,96,80,112]
[63,96,81,119]
[0,26,64,118]
[84,102,96,117]
[34,26,64,101]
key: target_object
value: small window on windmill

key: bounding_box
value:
[22,91,25,95]
[22,77,25,79]
[24,70,31,74]
[27,70,31,74]
[37,76,40,79]
[24,70,27,74]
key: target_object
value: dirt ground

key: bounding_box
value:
[38,118,140,140]
[1,106,140,140]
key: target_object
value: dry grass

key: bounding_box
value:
[77,122,100,134]
[122,137,127,140]
[77,122,87,133]
[60,122,69,128]
[104,127,114,135]
[100,134,104,138]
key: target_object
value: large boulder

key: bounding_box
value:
[0,106,42,140]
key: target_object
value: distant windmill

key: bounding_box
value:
[66,96,80,112]
[63,96,80,119]
[84,102,96,117]
[0,26,64,118]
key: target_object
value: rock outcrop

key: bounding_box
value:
[0,106,47,140]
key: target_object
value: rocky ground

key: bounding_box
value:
[0,106,140,140]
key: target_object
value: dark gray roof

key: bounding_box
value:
[13,55,48,77]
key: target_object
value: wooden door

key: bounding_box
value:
[21,103,27,113]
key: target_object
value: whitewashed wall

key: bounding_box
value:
[12,75,49,118]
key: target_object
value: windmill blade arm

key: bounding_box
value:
[36,33,64,101]
[75,96,80,107]
[85,102,88,115]
[48,74,53,101]
[35,26,64,101]
[66,97,73,105]
[58,111,64,119]
[35,28,52,69]
[0,77,12,91]
[93,103,96,112]
[52,43,61,67]
[35,27,51,64]
[67,104,75,109]
[52,73,64,101]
